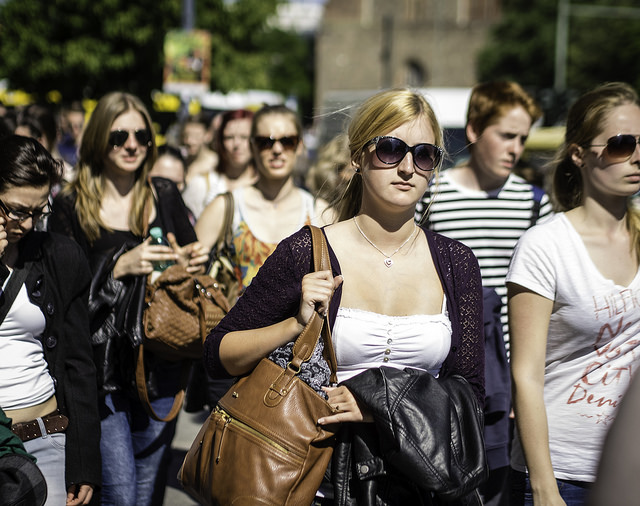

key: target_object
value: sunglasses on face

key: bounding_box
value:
[108,129,152,148]
[253,135,300,151]
[365,136,443,173]
[0,198,52,223]
[589,134,640,163]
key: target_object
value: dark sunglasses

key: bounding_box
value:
[365,136,443,173]
[590,134,640,162]
[108,129,152,148]
[253,135,300,151]
[0,198,52,223]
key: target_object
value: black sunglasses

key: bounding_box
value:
[108,129,152,148]
[253,135,300,151]
[589,134,640,162]
[365,136,443,173]
[0,198,52,223]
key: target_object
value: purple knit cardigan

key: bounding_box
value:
[204,226,485,405]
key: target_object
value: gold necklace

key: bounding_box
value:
[353,217,417,268]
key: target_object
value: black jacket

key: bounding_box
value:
[331,367,487,505]
[50,177,197,397]
[17,231,101,489]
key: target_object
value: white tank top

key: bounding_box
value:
[0,282,53,410]
[332,298,452,383]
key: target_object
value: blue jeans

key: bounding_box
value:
[511,470,591,506]
[98,391,178,506]
[23,431,66,506]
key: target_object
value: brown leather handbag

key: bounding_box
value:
[136,265,232,422]
[178,225,339,506]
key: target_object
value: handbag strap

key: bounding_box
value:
[135,344,190,422]
[291,225,338,381]
[216,191,234,253]
[267,226,338,403]
[0,264,31,324]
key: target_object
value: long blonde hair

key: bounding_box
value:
[552,82,640,258]
[66,92,157,243]
[329,88,444,222]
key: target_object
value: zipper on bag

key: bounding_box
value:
[214,407,297,462]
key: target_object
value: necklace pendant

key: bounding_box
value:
[384,258,393,268]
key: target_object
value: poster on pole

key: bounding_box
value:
[163,29,212,96]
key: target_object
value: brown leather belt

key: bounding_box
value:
[11,409,69,443]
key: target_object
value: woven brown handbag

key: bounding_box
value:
[178,225,339,506]
[136,265,232,422]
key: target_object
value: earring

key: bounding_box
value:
[354,167,360,173]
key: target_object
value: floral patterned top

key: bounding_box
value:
[230,186,316,289]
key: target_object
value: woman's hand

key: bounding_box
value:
[0,217,7,257]
[296,270,343,331]
[531,488,567,506]
[112,237,177,279]
[66,483,94,505]
[317,385,373,425]
[166,233,209,273]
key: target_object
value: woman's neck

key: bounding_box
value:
[354,210,417,242]
[103,171,136,198]
[223,163,257,189]
[568,196,629,234]
[255,176,296,203]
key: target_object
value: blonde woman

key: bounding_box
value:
[204,89,485,503]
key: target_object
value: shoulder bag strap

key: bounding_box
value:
[290,226,338,382]
[216,191,234,252]
[135,344,190,422]
[529,185,544,228]
[0,264,31,324]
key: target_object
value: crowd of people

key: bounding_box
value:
[0,79,638,506]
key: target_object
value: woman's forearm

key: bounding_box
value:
[512,376,559,495]
[218,316,304,376]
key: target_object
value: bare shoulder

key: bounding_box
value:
[313,197,334,225]
[323,219,356,250]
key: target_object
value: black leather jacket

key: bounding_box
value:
[331,367,488,506]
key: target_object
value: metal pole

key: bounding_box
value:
[381,15,393,88]
[554,0,569,93]
[183,0,195,31]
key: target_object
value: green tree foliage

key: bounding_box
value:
[477,0,640,124]
[197,0,314,117]
[0,0,181,102]
[0,0,313,115]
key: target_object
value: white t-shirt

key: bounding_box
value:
[0,283,52,410]
[506,213,640,481]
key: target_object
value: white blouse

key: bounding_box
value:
[331,298,452,383]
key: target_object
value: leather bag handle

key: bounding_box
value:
[291,225,338,381]
[266,226,338,405]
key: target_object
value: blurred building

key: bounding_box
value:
[315,0,501,113]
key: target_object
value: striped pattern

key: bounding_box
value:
[415,172,552,350]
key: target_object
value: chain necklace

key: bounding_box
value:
[353,217,417,268]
